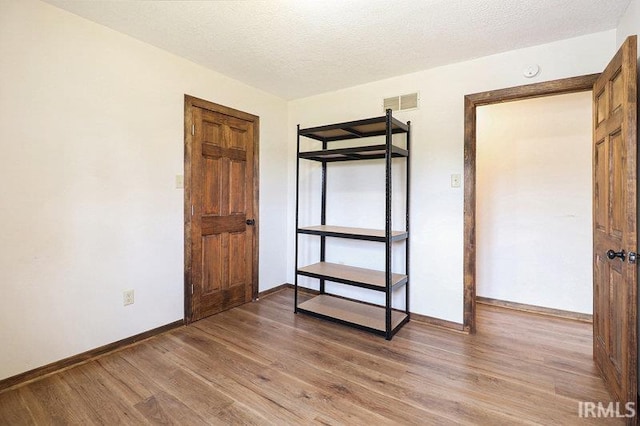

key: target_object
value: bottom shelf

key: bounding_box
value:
[297,294,409,338]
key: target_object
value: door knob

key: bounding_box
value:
[606,249,626,261]
[246,219,255,225]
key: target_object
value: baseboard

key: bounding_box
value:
[296,285,321,295]
[257,283,293,299]
[410,312,467,333]
[476,296,593,323]
[0,319,184,393]
[258,283,323,299]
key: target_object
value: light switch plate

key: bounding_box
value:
[175,174,184,189]
[451,174,461,188]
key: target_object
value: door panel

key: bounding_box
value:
[595,139,607,232]
[610,130,624,239]
[229,232,247,287]
[202,234,223,293]
[592,35,637,412]
[229,160,246,214]
[203,157,222,215]
[188,103,257,321]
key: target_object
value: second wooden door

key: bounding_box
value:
[592,35,637,415]
[186,98,258,322]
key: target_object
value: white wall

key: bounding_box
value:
[0,0,288,380]
[476,92,593,313]
[288,30,616,323]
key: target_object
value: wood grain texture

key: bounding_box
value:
[298,225,407,240]
[0,289,623,425]
[298,144,408,162]
[184,95,259,323]
[299,115,408,142]
[463,94,477,334]
[463,74,598,335]
[297,294,408,332]
[592,35,637,415]
[465,74,600,106]
[184,96,195,322]
[257,283,293,299]
[297,262,407,290]
[411,312,466,332]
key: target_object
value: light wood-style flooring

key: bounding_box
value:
[0,289,622,425]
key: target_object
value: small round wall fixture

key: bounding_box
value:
[523,64,541,78]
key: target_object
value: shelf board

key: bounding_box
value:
[299,144,408,162]
[297,262,407,291]
[298,225,407,242]
[299,115,408,142]
[297,294,408,335]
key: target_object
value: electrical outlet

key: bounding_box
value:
[123,289,134,306]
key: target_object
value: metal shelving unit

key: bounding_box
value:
[294,109,411,340]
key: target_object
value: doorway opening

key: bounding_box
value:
[466,35,638,412]
[462,74,599,333]
[475,91,593,319]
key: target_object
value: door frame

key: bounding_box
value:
[183,95,260,324]
[463,74,599,333]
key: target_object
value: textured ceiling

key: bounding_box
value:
[42,0,631,100]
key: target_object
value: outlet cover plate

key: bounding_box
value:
[123,289,134,306]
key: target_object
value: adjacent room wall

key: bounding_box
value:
[288,30,616,323]
[476,92,593,314]
[0,0,288,380]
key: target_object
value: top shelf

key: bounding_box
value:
[299,115,409,142]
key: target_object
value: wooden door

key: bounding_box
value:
[185,97,258,323]
[593,35,637,411]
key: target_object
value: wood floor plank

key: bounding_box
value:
[216,301,591,425]
[119,340,269,425]
[16,375,96,425]
[199,308,534,425]
[167,326,384,425]
[0,387,34,426]
[212,309,524,425]
[134,391,208,425]
[94,352,160,403]
[194,314,452,425]
[60,362,149,424]
[246,291,622,424]
[0,288,625,425]
[261,297,603,397]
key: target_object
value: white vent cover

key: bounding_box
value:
[383,96,400,111]
[383,92,419,112]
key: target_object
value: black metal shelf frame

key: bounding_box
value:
[297,225,408,242]
[297,262,408,292]
[298,144,408,162]
[296,294,411,339]
[294,109,411,340]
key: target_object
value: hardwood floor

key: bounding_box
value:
[0,289,623,425]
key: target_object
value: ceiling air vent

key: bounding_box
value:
[383,92,419,112]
